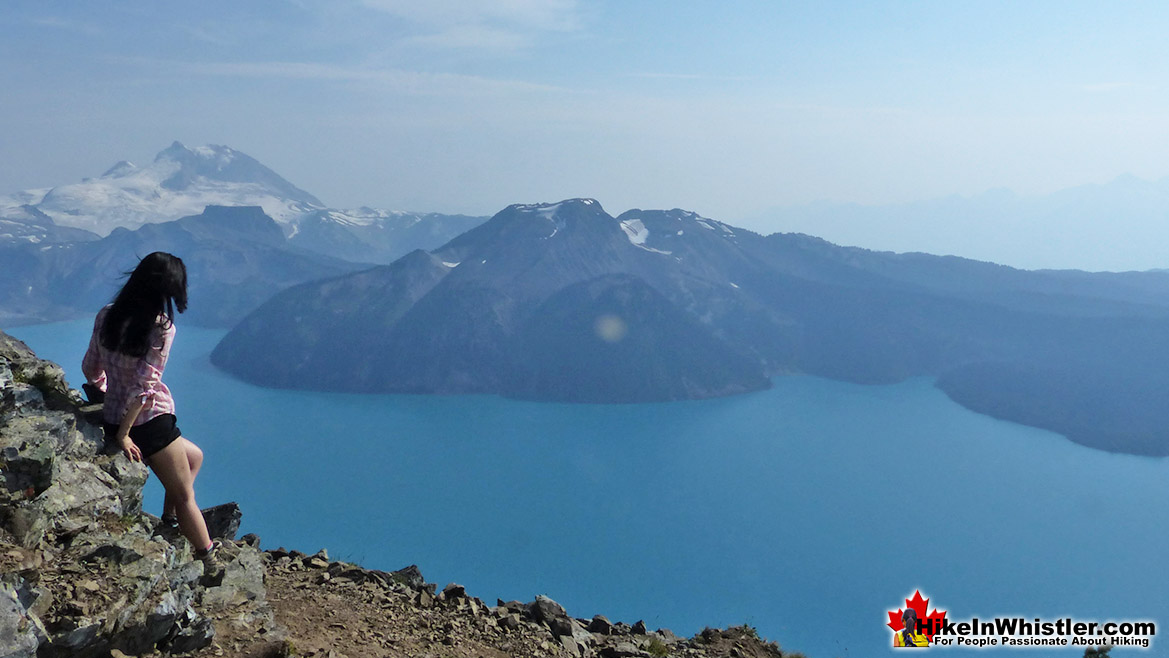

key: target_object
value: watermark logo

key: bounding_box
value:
[888,590,947,647]
[885,589,1156,650]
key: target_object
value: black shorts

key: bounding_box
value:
[104,413,182,458]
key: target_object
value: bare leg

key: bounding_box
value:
[149,437,212,551]
[162,438,203,519]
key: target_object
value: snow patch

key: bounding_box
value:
[619,218,649,245]
[620,219,672,254]
[536,203,562,220]
[729,282,740,289]
[442,261,461,268]
[695,218,736,237]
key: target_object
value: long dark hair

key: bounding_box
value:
[100,252,188,357]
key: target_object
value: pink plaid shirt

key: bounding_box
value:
[82,306,177,426]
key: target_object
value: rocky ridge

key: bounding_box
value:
[0,331,798,658]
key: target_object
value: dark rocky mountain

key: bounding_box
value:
[213,198,1169,455]
[214,200,775,401]
[0,206,364,327]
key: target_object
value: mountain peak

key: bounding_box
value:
[508,198,605,218]
[100,160,137,178]
[143,142,322,205]
[2,142,326,236]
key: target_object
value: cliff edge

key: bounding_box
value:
[0,330,799,658]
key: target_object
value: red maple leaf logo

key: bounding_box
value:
[888,590,947,642]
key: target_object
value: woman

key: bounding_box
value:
[82,252,219,566]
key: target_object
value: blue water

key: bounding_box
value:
[8,319,1167,658]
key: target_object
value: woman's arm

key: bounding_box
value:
[115,397,145,462]
[81,311,107,389]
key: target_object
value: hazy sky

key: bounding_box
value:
[4,1,1169,227]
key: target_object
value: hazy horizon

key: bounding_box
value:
[5,1,1169,269]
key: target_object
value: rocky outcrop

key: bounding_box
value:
[0,331,280,657]
[256,548,790,658]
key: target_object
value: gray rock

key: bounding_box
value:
[571,619,596,647]
[387,564,426,590]
[97,455,148,517]
[500,599,525,615]
[159,613,215,653]
[631,620,647,635]
[0,582,39,658]
[441,583,466,600]
[589,614,613,634]
[38,459,124,532]
[416,589,434,608]
[201,502,242,540]
[600,641,645,658]
[45,619,103,658]
[559,634,582,657]
[655,628,679,643]
[201,544,267,615]
[530,594,569,625]
[549,616,575,638]
[0,433,55,496]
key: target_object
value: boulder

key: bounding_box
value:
[387,564,426,590]
[529,594,569,625]
[0,581,38,658]
[201,502,242,540]
[600,641,645,658]
[589,614,613,635]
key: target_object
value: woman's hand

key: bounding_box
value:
[116,398,145,463]
[120,435,142,462]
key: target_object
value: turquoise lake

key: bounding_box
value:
[8,319,1167,658]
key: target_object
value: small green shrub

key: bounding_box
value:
[646,637,669,657]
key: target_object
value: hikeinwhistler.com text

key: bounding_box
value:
[921,616,1156,649]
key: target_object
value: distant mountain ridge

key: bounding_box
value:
[0,141,488,265]
[213,198,1169,455]
[748,174,1169,271]
[0,206,364,327]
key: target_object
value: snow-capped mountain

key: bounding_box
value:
[0,142,488,262]
[0,142,324,236]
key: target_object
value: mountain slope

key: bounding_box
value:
[212,198,1169,454]
[213,199,774,401]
